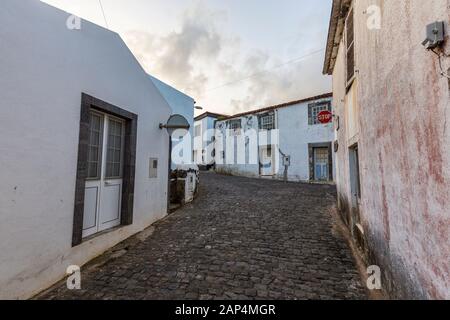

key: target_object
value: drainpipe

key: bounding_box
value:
[275,109,289,183]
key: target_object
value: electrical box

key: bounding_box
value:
[149,158,158,178]
[422,21,445,49]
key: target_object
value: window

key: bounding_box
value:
[350,146,361,200]
[259,113,275,130]
[309,102,331,125]
[149,158,158,178]
[228,119,242,136]
[106,117,125,178]
[87,112,103,179]
[345,8,355,84]
[194,124,201,137]
[266,146,272,157]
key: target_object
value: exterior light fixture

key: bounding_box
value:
[159,114,190,136]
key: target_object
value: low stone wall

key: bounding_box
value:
[170,166,199,206]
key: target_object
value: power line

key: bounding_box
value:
[98,0,109,29]
[203,48,325,93]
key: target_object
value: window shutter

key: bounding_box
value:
[346,8,355,83]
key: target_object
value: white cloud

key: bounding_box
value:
[123,0,331,115]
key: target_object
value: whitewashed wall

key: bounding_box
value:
[277,98,335,182]
[215,98,335,182]
[0,0,172,299]
[194,116,216,166]
[150,76,195,168]
[215,115,260,177]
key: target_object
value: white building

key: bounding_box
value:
[0,0,174,299]
[193,112,227,169]
[214,94,335,182]
[150,76,195,169]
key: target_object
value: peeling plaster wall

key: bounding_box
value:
[333,0,450,299]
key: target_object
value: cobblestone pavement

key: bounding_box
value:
[40,173,367,300]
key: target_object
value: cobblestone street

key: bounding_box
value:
[40,173,367,300]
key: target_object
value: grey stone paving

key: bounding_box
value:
[40,172,367,300]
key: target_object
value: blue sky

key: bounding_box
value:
[41,0,332,115]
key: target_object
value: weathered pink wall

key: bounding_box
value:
[333,0,450,299]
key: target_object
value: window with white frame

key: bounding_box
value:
[106,117,125,178]
[309,102,331,125]
[87,112,103,179]
[228,119,241,136]
[259,113,275,130]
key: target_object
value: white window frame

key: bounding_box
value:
[310,103,331,125]
[228,119,242,136]
[105,115,126,179]
[259,113,275,131]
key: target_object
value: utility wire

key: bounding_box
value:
[203,48,326,93]
[98,0,109,29]
[431,49,450,79]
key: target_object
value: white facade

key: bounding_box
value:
[193,113,225,167]
[150,76,195,168]
[215,95,335,182]
[0,0,172,299]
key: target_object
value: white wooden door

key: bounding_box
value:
[82,112,125,238]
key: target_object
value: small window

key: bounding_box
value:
[309,102,331,125]
[106,117,125,179]
[259,113,275,131]
[345,8,355,84]
[266,146,272,157]
[87,112,103,179]
[149,158,158,178]
[228,119,242,136]
[194,124,201,137]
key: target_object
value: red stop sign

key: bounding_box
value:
[318,110,332,124]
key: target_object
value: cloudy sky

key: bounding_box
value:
[41,0,332,116]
